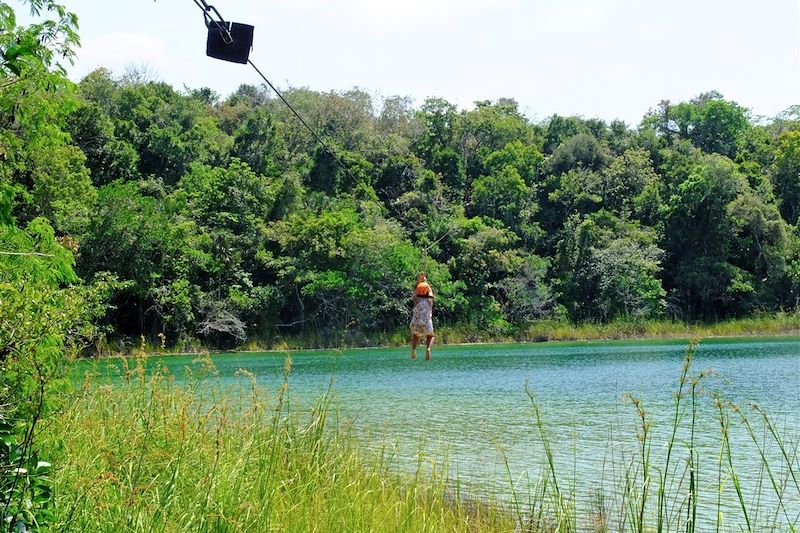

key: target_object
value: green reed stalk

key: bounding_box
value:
[606,419,631,532]
[734,404,796,532]
[593,490,609,533]
[261,354,292,522]
[715,394,725,533]
[525,383,575,532]
[658,341,696,533]
[532,477,550,532]
[716,398,752,532]
[495,442,525,530]
[686,375,700,533]
[752,404,800,496]
[624,392,651,533]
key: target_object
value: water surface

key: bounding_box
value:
[89,337,800,529]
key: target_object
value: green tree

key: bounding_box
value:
[413,97,459,162]
[0,207,107,530]
[78,181,188,336]
[686,93,750,159]
[66,101,139,185]
[543,115,588,154]
[262,203,457,336]
[661,152,759,318]
[22,133,95,236]
[493,255,555,323]
[483,140,544,187]
[110,80,232,185]
[373,154,423,206]
[771,130,800,225]
[374,94,415,159]
[1,1,95,237]
[545,133,608,176]
[307,146,375,197]
[449,216,522,329]
[727,192,792,309]
[230,106,283,176]
[597,148,662,222]
[470,165,531,235]
[412,98,466,197]
[457,99,536,180]
[556,211,666,321]
[655,92,751,159]
[536,168,601,253]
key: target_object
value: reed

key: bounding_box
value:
[517,342,798,532]
[41,355,513,532]
[42,343,799,532]
[524,385,577,533]
[733,402,796,532]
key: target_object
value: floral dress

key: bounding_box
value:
[409,295,434,336]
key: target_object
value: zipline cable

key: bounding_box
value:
[190,0,449,274]
[247,60,360,186]
[420,226,453,274]
[190,0,360,186]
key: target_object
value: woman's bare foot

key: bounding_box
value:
[411,349,417,360]
[425,349,431,361]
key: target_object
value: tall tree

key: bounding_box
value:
[771,131,800,225]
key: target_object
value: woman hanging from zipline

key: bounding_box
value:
[410,272,435,361]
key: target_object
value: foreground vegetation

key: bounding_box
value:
[43,354,514,532]
[37,345,798,532]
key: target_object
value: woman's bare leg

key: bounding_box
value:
[425,335,434,360]
[411,334,419,359]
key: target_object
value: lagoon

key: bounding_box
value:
[90,337,800,530]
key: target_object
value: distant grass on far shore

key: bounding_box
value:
[516,312,800,343]
[94,312,800,356]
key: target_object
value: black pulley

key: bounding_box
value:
[206,21,254,64]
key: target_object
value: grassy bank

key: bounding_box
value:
[42,345,799,532]
[115,312,800,355]
[41,356,513,532]
[514,312,800,343]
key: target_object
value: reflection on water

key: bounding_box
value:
[87,337,800,530]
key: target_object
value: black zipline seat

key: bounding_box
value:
[206,21,254,64]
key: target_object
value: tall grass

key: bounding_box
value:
[515,342,799,532]
[519,313,800,344]
[43,343,799,532]
[41,354,514,532]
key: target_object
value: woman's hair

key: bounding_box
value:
[416,281,431,296]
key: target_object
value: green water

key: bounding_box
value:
[86,337,800,529]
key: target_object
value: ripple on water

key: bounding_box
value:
[86,337,800,530]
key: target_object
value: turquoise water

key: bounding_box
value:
[87,337,800,530]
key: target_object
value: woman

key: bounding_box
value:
[410,272,434,361]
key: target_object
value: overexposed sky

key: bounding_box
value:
[13,0,800,125]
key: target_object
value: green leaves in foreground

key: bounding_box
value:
[1,189,114,531]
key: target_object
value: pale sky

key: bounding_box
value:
[13,0,800,126]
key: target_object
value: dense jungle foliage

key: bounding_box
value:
[2,2,800,353]
[25,78,800,348]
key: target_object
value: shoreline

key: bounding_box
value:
[57,332,799,532]
[91,317,800,359]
